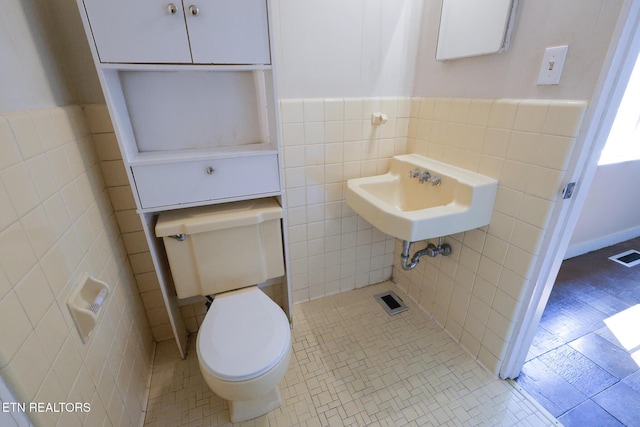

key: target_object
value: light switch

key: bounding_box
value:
[537,45,569,85]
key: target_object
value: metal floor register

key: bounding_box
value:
[374,291,408,315]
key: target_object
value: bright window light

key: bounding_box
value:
[603,304,640,368]
[598,52,640,165]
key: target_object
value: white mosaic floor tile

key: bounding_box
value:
[144,282,556,426]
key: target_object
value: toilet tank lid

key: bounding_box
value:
[155,198,282,237]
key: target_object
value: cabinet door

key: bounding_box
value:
[185,0,270,64]
[83,0,192,63]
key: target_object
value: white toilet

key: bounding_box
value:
[155,198,291,422]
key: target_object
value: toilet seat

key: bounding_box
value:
[197,287,291,382]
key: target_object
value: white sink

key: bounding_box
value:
[346,154,498,242]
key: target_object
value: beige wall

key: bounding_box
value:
[0,1,153,425]
[394,97,587,374]
[87,105,176,342]
[0,106,154,426]
[414,0,622,100]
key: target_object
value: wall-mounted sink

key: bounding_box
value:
[346,154,498,242]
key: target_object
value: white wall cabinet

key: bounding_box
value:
[83,0,270,64]
[76,0,289,358]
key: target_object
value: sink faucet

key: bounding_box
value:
[418,170,432,183]
[408,168,441,186]
[409,168,430,182]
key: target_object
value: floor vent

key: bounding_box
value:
[374,291,408,315]
[609,249,640,267]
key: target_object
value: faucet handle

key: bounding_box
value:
[409,168,421,178]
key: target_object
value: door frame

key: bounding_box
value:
[500,0,640,379]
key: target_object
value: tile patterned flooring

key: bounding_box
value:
[516,238,640,426]
[144,282,555,426]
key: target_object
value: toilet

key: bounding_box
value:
[155,198,291,422]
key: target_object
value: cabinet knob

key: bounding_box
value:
[189,5,200,16]
[167,3,178,14]
[205,166,214,175]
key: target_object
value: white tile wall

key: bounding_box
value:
[394,97,587,375]
[280,98,406,303]
[0,105,154,427]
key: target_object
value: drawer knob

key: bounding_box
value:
[167,3,178,14]
[189,5,199,16]
[205,166,215,175]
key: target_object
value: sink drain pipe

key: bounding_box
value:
[400,238,452,270]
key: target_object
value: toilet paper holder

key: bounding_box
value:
[67,273,110,343]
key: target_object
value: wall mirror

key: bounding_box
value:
[436,0,517,61]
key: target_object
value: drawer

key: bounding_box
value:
[132,154,280,209]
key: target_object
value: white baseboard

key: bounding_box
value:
[565,226,640,259]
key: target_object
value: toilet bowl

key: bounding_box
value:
[197,286,291,422]
[155,198,290,422]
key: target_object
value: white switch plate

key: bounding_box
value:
[537,45,569,85]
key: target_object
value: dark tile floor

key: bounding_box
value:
[516,237,640,426]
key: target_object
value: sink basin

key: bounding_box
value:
[346,154,498,242]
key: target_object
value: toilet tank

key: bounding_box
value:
[155,198,284,299]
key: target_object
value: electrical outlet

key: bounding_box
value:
[537,45,569,85]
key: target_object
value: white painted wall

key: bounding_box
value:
[273,0,622,101]
[567,160,640,257]
[272,0,424,98]
[0,0,66,111]
[0,0,101,113]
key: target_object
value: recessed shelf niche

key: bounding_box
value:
[104,69,275,164]
[126,70,267,151]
